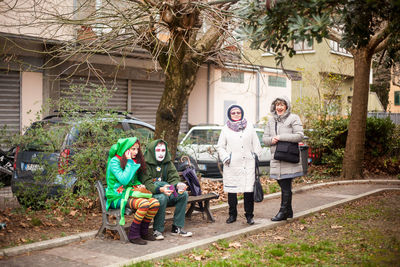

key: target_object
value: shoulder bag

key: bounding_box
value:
[273,122,300,163]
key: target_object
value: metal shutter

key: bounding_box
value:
[131,80,188,132]
[60,76,128,111]
[0,71,20,139]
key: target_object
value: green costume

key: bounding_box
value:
[140,139,188,232]
[105,137,151,225]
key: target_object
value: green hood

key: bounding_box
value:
[144,139,172,165]
[107,137,138,165]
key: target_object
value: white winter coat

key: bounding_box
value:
[263,96,304,180]
[217,123,262,193]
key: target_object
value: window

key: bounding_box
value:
[221,70,244,83]
[395,91,400,106]
[186,129,221,145]
[268,76,286,87]
[330,40,351,55]
[293,40,313,51]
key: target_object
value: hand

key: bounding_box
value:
[137,184,145,189]
[161,185,172,196]
[224,159,230,166]
[177,182,187,193]
[124,149,132,159]
[272,136,280,145]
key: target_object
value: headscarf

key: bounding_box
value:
[226,104,247,132]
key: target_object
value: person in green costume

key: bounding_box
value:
[140,139,193,240]
[106,137,160,245]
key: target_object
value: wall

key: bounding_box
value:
[188,65,292,127]
[0,0,75,40]
[188,66,208,126]
[243,39,357,115]
[21,72,43,131]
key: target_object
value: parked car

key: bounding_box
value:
[12,112,196,208]
[178,125,272,178]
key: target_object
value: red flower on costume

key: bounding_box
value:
[117,185,124,194]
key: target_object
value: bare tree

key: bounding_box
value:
[0,0,240,156]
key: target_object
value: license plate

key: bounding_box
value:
[23,163,43,172]
[197,164,207,171]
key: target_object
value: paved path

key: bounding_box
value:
[1,180,399,266]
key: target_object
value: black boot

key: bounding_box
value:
[244,192,255,225]
[271,192,290,221]
[287,192,293,219]
[128,222,147,245]
[226,193,237,224]
[140,221,155,241]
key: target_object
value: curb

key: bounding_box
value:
[1,179,399,258]
[1,230,97,257]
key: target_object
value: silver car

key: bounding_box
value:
[178,125,271,178]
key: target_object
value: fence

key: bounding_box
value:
[368,112,400,125]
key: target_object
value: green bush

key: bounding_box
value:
[365,117,395,157]
[305,116,396,176]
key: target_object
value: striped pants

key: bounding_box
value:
[127,197,160,224]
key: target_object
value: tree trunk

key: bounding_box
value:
[341,48,373,179]
[154,55,199,159]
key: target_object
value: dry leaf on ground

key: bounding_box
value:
[229,241,242,248]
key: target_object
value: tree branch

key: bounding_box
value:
[327,27,342,43]
[369,21,390,52]
[374,35,390,53]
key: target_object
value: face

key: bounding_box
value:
[155,142,166,162]
[129,143,140,158]
[230,107,242,121]
[275,101,287,116]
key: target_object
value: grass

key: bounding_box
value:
[129,191,400,267]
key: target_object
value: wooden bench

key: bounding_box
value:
[95,179,219,242]
[186,193,219,222]
[95,180,132,243]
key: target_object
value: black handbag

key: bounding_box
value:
[273,122,300,163]
[253,154,264,202]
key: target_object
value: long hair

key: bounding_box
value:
[120,140,146,174]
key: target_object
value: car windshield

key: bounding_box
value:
[185,129,221,145]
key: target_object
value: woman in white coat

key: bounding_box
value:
[217,105,262,225]
[263,96,304,221]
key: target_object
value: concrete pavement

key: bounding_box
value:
[1,179,399,266]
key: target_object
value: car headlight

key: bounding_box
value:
[197,164,207,171]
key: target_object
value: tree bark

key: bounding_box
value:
[341,48,373,179]
[154,50,199,159]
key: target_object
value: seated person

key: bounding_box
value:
[105,137,160,245]
[140,139,192,240]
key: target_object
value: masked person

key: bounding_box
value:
[263,96,304,221]
[140,139,192,240]
[217,105,262,225]
[105,137,160,245]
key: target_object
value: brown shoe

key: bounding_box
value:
[129,237,147,245]
[141,232,156,241]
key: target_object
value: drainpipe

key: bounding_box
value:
[256,68,260,123]
[207,63,210,124]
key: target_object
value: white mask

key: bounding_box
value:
[155,143,166,162]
